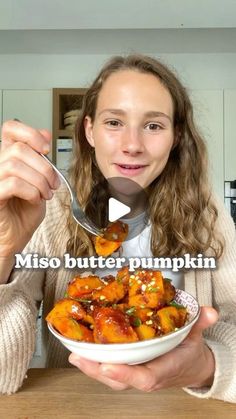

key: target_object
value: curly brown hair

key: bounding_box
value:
[64,54,224,258]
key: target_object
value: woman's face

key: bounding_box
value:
[84,70,175,189]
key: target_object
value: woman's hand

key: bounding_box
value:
[69,307,218,391]
[0,120,60,260]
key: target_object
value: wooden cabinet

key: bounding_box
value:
[224,90,236,181]
[2,89,52,158]
[52,88,87,162]
[190,90,224,200]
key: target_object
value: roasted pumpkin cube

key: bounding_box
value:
[135,324,156,341]
[67,275,105,298]
[116,266,130,285]
[46,298,86,323]
[156,306,187,334]
[93,307,138,343]
[50,316,94,342]
[163,279,176,303]
[129,270,165,309]
[92,280,126,304]
[174,307,188,328]
[135,307,155,321]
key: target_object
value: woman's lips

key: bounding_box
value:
[114,163,147,176]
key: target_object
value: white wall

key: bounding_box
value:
[0,51,235,200]
[1,53,236,89]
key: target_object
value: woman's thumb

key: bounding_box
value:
[188,306,218,339]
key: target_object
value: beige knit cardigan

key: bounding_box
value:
[0,186,236,402]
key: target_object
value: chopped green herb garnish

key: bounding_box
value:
[148,287,159,293]
[164,278,172,282]
[126,306,136,316]
[169,301,185,309]
[133,317,142,327]
[76,298,92,304]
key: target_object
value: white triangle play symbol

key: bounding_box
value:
[108,197,131,222]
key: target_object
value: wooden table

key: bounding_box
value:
[0,368,236,419]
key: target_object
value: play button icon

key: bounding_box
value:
[108,197,131,222]
[85,176,148,241]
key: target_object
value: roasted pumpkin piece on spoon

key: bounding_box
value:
[94,220,128,256]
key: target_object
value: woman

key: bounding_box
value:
[0,55,235,401]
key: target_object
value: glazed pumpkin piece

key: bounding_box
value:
[116,266,130,286]
[129,270,165,309]
[102,220,128,242]
[93,307,139,343]
[163,279,176,303]
[92,280,126,304]
[49,316,94,342]
[67,275,104,298]
[46,298,87,323]
[174,306,188,327]
[131,307,155,322]
[94,220,128,256]
[155,305,187,335]
[134,324,156,341]
[94,238,122,257]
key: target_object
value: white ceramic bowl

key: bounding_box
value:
[48,289,200,365]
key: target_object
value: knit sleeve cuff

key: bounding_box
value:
[183,339,235,401]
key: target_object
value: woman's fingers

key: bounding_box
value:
[1,120,50,154]
[69,354,129,390]
[0,177,43,207]
[0,141,60,191]
[0,159,54,201]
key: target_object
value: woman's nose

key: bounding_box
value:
[121,128,144,155]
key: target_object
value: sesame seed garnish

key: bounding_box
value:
[99,295,106,300]
[141,284,147,291]
[146,320,153,325]
[147,311,153,316]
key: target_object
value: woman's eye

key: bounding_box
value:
[145,123,162,130]
[105,120,121,127]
